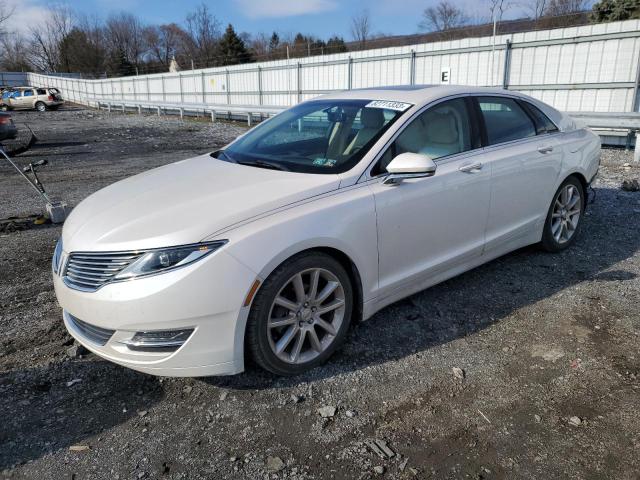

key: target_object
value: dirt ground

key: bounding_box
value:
[1,106,639,480]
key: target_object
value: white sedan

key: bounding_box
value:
[52,86,600,377]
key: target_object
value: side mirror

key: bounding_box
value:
[383,152,437,185]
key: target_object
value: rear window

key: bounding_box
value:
[523,102,558,134]
[477,96,536,145]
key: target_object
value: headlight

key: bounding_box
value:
[113,241,227,280]
[52,238,63,275]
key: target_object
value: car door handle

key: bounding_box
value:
[458,162,483,173]
[538,145,554,154]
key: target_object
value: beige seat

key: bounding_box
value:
[420,110,462,159]
[343,108,385,155]
[394,107,465,161]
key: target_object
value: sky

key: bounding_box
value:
[11,0,535,39]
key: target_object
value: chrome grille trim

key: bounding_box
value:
[63,251,144,292]
[66,313,115,346]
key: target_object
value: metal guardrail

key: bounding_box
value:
[568,112,640,162]
[89,98,283,126]
[567,112,640,130]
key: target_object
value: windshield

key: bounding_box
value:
[221,99,410,174]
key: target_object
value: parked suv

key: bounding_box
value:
[1,87,64,112]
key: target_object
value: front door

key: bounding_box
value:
[368,97,491,302]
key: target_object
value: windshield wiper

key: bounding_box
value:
[237,159,290,171]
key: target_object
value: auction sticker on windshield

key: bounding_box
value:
[365,100,413,111]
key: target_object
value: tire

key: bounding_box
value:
[35,102,46,112]
[246,252,354,376]
[541,176,585,252]
[0,105,8,112]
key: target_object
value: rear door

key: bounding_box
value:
[19,89,36,108]
[474,96,563,252]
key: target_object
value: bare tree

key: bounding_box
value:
[543,0,587,16]
[350,10,371,49]
[0,33,31,71]
[27,5,74,72]
[143,23,190,67]
[185,3,221,66]
[419,1,469,32]
[0,0,15,35]
[523,0,548,20]
[487,0,512,24]
[248,32,270,58]
[104,12,145,71]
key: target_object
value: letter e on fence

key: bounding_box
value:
[441,67,451,85]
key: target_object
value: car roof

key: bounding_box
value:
[317,84,532,108]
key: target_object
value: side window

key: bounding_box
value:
[477,96,536,145]
[522,102,558,134]
[374,98,475,175]
[37,89,47,95]
[24,90,34,97]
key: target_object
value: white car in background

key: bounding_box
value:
[52,85,600,377]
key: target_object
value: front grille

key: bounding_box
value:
[63,251,144,291]
[67,313,115,346]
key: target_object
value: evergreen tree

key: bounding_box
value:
[326,36,348,54]
[590,0,640,22]
[218,24,252,65]
[106,47,134,76]
[269,32,280,52]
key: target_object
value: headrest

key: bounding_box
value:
[425,112,459,144]
[360,108,385,129]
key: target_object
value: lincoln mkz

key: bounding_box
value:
[52,86,600,376]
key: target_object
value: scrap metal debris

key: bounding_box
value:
[0,215,49,234]
[366,439,395,459]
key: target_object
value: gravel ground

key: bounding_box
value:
[1,106,639,480]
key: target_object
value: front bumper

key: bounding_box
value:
[54,249,257,377]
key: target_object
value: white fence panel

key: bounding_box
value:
[14,19,640,114]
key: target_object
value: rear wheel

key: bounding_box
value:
[246,252,353,376]
[35,102,46,112]
[541,176,584,252]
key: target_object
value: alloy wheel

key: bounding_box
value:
[551,184,582,244]
[267,268,345,364]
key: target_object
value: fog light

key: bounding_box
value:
[124,329,194,352]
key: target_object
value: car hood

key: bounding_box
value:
[63,154,340,252]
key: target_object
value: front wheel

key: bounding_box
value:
[0,105,9,112]
[541,176,585,252]
[35,102,46,112]
[246,252,353,376]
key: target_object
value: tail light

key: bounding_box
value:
[0,116,10,125]
[48,95,53,101]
